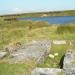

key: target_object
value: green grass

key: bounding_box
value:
[0,59,37,75]
[0,20,49,49]
[58,72,65,75]
[0,19,75,50]
[0,63,30,75]
[0,17,75,75]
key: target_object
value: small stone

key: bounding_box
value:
[54,53,59,56]
[49,54,55,59]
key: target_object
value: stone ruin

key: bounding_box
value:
[8,40,51,63]
[63,50,75,75]
[31,49,75,75]
[0,40,75,75]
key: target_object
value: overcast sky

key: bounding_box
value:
[0,0,75,15]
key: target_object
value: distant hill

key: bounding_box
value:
[0,10,75,18]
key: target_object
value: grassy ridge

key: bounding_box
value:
[0,10,75,18]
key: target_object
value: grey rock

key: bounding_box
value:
[63,49,75,75]
[9,40,51,63]
[0,51,7,59]
[31,68,62,75]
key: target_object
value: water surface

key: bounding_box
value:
[17,16,75,24]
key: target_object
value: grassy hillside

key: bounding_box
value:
[0,18,49,49]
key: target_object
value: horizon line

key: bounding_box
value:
[0,9,75,16]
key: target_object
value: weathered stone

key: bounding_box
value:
[8,40,51,63]
[0,51,7,59]
[63,49,75,68]
[63,49,75,75]
[52,40,66,45]
[63,50,74,65]
[31,68,62,75]
[5,42,22,54]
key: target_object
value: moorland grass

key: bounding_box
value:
[0,18,75,75]
[0,19,75,50]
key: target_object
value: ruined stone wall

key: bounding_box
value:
[37,49,50,65]
[63,50,75,75]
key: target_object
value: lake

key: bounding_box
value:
[17,16,75,24]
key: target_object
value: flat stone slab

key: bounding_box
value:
[31,68,62,75]
[53,40,66,44]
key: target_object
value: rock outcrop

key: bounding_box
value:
[8,40,51,63]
